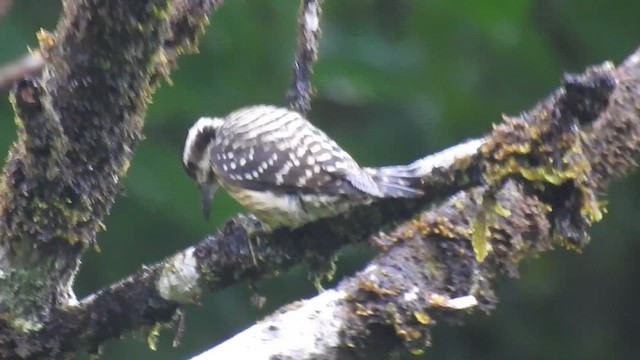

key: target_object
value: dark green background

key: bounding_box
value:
[1,1,639,359]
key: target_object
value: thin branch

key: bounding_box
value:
[287,0,323,115]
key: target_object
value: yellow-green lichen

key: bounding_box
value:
[413,311,431,325]
[147,322,162,351]
[355,303,373,316]
[36,29,56,51]
[9,315,43,333]
[151,2,172,21]
[471,210,492,262]
[357,277,400,297]
[411,217,472,241]
[494,202,511,217]
[483,123,604,237]
[43,197,92,244]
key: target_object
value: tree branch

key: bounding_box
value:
[190,53,631,359]
[0,134,482,358]
[3,49,626,358]
[1,0,634,358]
[0,0,223,358]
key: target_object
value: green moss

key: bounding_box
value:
[99,59,112,70]
[0,262,60,332]
[151,1,172,21]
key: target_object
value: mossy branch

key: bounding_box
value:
[0,0,222,358]
[1,47,633,358]
[0,0,636,358]
[191,53,637,359]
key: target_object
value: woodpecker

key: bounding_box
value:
[182,105,423,229]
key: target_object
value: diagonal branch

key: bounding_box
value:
[1,0,633,358]
[5,47,629,358]
[191,52,634,359]
[0,134,482,358]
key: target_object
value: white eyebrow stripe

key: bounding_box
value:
[183,117,224,165]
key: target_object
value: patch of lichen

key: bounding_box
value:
[152,2,172,21]
[413,216,473,240]
[412,181,551,274]
[482,106,603,251]
[469,192,519,263]
[2,83,100,247]
[343,227,482,354]
[471,208,492,262]
[484,182,553,276]
[0,258,62,333]
[36,29,57,53]
[346,269,435,352]
[343,179,553,354]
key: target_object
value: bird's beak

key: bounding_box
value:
[199,182,218,221]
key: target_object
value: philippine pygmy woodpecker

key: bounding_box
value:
[182,105,422,229]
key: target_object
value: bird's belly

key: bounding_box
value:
[224,185,369,229]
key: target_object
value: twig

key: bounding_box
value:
[287,0,323,115]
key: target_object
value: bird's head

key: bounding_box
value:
[182,116,225,220]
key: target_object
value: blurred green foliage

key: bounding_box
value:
[1,0,640,359]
